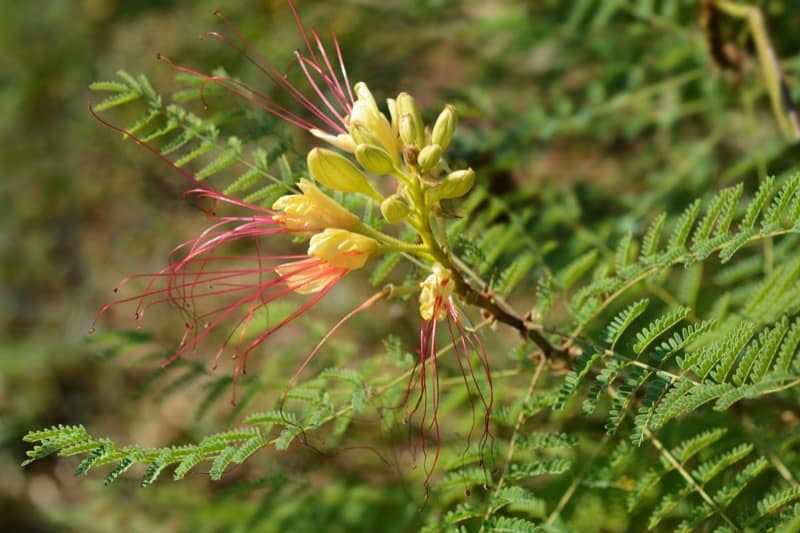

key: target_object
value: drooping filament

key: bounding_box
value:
[404,294,494,490]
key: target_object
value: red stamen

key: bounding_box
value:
[288,290,387,387]
[165,5,355,135]
[332,33,355,105]
[402,295,495,489]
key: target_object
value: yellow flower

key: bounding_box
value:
[275,257,344,295]
[275,229,377,295]
[419,264,454,321]
[272,179,358,233]
[308,228,377,270]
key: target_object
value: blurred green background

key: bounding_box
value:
[2,0,799,531]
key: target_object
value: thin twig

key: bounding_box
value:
[545,434,610,526]
[645,427,742,532]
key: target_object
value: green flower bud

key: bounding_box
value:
[399,114,416,148]
[307,147,380,200]
[432,104,457,151]
[386,98,399,133]
[426,168,475,203]
[350,121,383,148]
[355,143,396,175]
[396,92,423,146]
[380,194,410,223]
[417,144,442,172]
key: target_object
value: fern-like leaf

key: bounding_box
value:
[604,299,649,349]
[633,306,690,355]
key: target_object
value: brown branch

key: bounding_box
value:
[451,268,566,360]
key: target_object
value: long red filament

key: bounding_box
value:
[403,295,494,491]
[194,5,354,135]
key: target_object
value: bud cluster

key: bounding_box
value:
[306,81,475,228]
[272,81,477,320]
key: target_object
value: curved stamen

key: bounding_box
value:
[204,11,351,134]
[294,51,349,129]
[332,32,355,105]
[158,52,322,131]
[310,27,353,112]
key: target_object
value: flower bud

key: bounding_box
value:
[399,114,416,148]
[432,104,456,151]
[396,92,423,146]
[426,168,475,203]
[386,98,399,132]
[355,143,396,175]
[350,92,400,164]
[307,148,379,199]
[308,228,377,270]
[380,194,410,223]
[417,144,442,172]
[354,81,378,109]
[350,122,383,148]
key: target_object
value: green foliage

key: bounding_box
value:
[90,70,295,203]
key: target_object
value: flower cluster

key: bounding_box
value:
[95,0,492,485]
